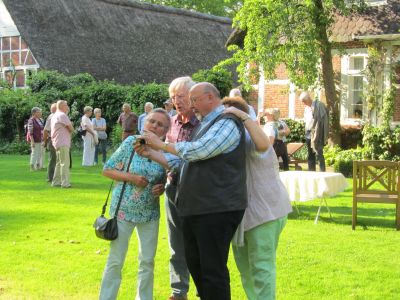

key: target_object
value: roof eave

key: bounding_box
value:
[352,33,400,42]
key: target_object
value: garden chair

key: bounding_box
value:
[352,160,400,230]
[287,142,306,170]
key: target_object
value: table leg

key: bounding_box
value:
[324,197,333,219]
[314,197,333,224]
[293,201,300,215]
[314,198,323,224]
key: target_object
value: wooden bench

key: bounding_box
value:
[287,142,306,170]
[352,160,400,230]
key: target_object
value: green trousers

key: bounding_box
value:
[232,217,287,300]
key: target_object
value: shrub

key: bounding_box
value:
[110,125,123,150]
[0,138,30,155]
[333,147,364,178]
[192,67,233,97]
[362,124,400,161]
[324,145,342,166]
[284,119,305,143]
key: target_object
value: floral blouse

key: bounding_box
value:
[104,136,166,223]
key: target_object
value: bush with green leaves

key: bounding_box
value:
[362,124,400,161]
[333,147,365,178]
[0,137,30,154]
[284,119,305,143]
[192,67,233,98]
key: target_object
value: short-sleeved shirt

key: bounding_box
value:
[104,136,166,223]
[118,112,138,133]
[92,117,107,139]
[51,111,72,149]
[81,115,94,131]
[263,121,278,139]
[137,113,148,134]
[44,113,54,133]
[166,114,199,144]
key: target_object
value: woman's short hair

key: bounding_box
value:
[148,108,171,131]
[229,88,242,98]
[83,106,93,113]
[272,108,280,121]
[169,77,196,94]
[94,108,101,115]
[222,97,249,114]
[31,107,41,115]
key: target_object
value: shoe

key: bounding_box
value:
[61,185,72,188]
[52,184,61,187]
[168,295,188,300]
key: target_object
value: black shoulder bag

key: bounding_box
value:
[93,150,135,240]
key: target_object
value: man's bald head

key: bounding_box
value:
[189,82,222,117]
[191,82,220,99]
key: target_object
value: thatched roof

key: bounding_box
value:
[226,0,400,47]
[3,0,232,84]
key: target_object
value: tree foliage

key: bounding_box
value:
[140,0,242,17]
[228,0,363,144]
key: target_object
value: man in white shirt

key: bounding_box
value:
[300,91,328,172]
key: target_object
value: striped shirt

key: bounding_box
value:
[166,105,241,170]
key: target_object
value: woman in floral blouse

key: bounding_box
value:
[99,108,170,300]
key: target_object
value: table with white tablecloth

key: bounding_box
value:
[279,171,348,223]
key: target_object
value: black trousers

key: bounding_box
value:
[306,138,326,172]
[273,139,289,170]
[182,210,245,300]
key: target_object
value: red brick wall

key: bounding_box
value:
[264,84,289,118]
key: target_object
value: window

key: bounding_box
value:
[0,36,39,88]
[341,53,367,121]
[348,76,364,118]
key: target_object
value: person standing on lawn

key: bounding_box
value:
[222,96,292,300]
[51,100,73,188]
[139,82,247,300]
[27,107,44,171]
[164,76,199,300]
[43,103,57,182]
[299,91,328,172]
[117,103,138,141]
[99,109,169,300]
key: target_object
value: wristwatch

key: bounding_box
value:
[163,141,169,151]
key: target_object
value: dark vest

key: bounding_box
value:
[176,113,247,216]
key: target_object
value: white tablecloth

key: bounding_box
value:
[279,171,348,202]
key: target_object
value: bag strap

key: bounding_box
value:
[101,149,136,217]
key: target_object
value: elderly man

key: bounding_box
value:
[43,103,57,182]
[163,77,199,300]
[51,100,74,188]
[117,103,138,140]
[299,91,329,172]
[141,82,247,300]
[138,102,154,134]
[164,99,177,117]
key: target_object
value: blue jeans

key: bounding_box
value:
[95,139,107,164]
[99,219,159,300]
[165,183,190,297]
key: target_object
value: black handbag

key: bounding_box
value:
[93,150,135,241]
[77,126,87,137]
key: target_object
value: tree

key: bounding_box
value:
[139,0,243,17]
[227,0,363,144]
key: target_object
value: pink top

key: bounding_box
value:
[51,111,72,149]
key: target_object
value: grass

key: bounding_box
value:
[0,154,400,299]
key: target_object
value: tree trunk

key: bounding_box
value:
[314,0,341,145]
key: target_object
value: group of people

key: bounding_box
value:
[28,77,328,300]
[98,77,308,300]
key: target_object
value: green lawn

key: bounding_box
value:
[1,154,399,300]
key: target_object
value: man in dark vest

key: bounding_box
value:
[140,82,247,300]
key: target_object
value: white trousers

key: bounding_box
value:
[82,134,96,166]
[100,219,159,300]
[30,142,42,169]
